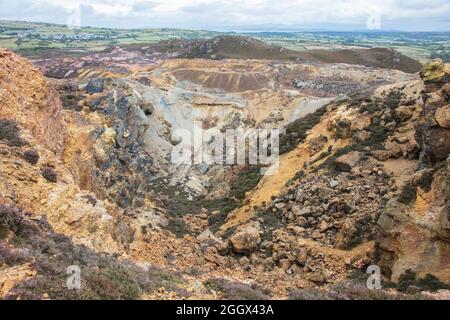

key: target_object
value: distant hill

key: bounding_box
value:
[300,47,423,73]
[182,35,297,60]
[180,36,423,73]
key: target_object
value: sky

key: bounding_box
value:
[0,0,449,31]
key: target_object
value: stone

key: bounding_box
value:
[443,83,450,100]
[279,259,292,272]
[230,222,262,255]
[422,127,450,163]
[309,134,328,155]
[289,263,301,275]
[422,59,446,84]
[294,248,308,266]
[334,151,361,172]
[85,79,105,93]
[275,203,286,210]
[371,150,391,162]
[204,247,226,265]
[311,229,323,240]
[351,116,371,131]
[291,226,305,236]
[309,273,326,285]
[435,105,450,128]
[239,256,250,267]
[292,205,311,217]
[394,106,414,123]
[329,179,340,188]
[318,220,330,232]
[197,163,210,175]
[296,216,308,226]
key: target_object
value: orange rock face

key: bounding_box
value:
[0,49,66,155]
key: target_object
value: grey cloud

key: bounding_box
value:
[0,0,448,31]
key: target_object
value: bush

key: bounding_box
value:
[230,166,263,200]
[167,218,191,238]
[141,265,186,295]
[41,166,58,183]
[384,91,404,109]
[203,278,271,300]
[289,280,432,300]
[0,203,189,300]
[22,149,40,165]
[88,265,141,300]
[398,167,441,204]
[398,183,417,204]
[397,270,450,292]
[0,119,27,147]
[280,106,328,154]
[61,94,83,112]
[363,124,389,149]
[0,205,27,240]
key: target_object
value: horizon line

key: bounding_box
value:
[1,19,449,33]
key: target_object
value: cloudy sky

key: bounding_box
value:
[0,0,449,31]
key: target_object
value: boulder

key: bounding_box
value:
[371,150,391,161]
[85,79,105,94]
[292,205,312,217]
[351,116,371,131]
[230,222,262,255]
[394,106,414,123]
[334,151,361,172]
[435,105,450,128]
[385,127,419,159]
[293,247,308,266]
[422,59,446,84]
[421,59,449,92]
[422,127,450,163]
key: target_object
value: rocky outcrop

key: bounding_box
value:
[0,49,66,155]
[416,59,450,165]
[377,59,450,283]
[0,50,135,254]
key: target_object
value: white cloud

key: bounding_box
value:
[0,0,449,30]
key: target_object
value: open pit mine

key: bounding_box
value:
[0,36,449,300]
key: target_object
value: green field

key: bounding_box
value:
[0,20,448,63]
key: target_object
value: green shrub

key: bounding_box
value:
[203,278,271,300]
[167,218,191,238]
[101,265,141,300]
[41,166,58,183]
[289,280,432,300]
[363,124,389,149]
[230,166,263,200]
[398,270,450,292]
[22,149,40,165]
[0,204,189,300]
[398,183,417,204]
[280,106,328,154]
[0,205,27,240]
[0,119,27,147]
[384,91,404,109]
